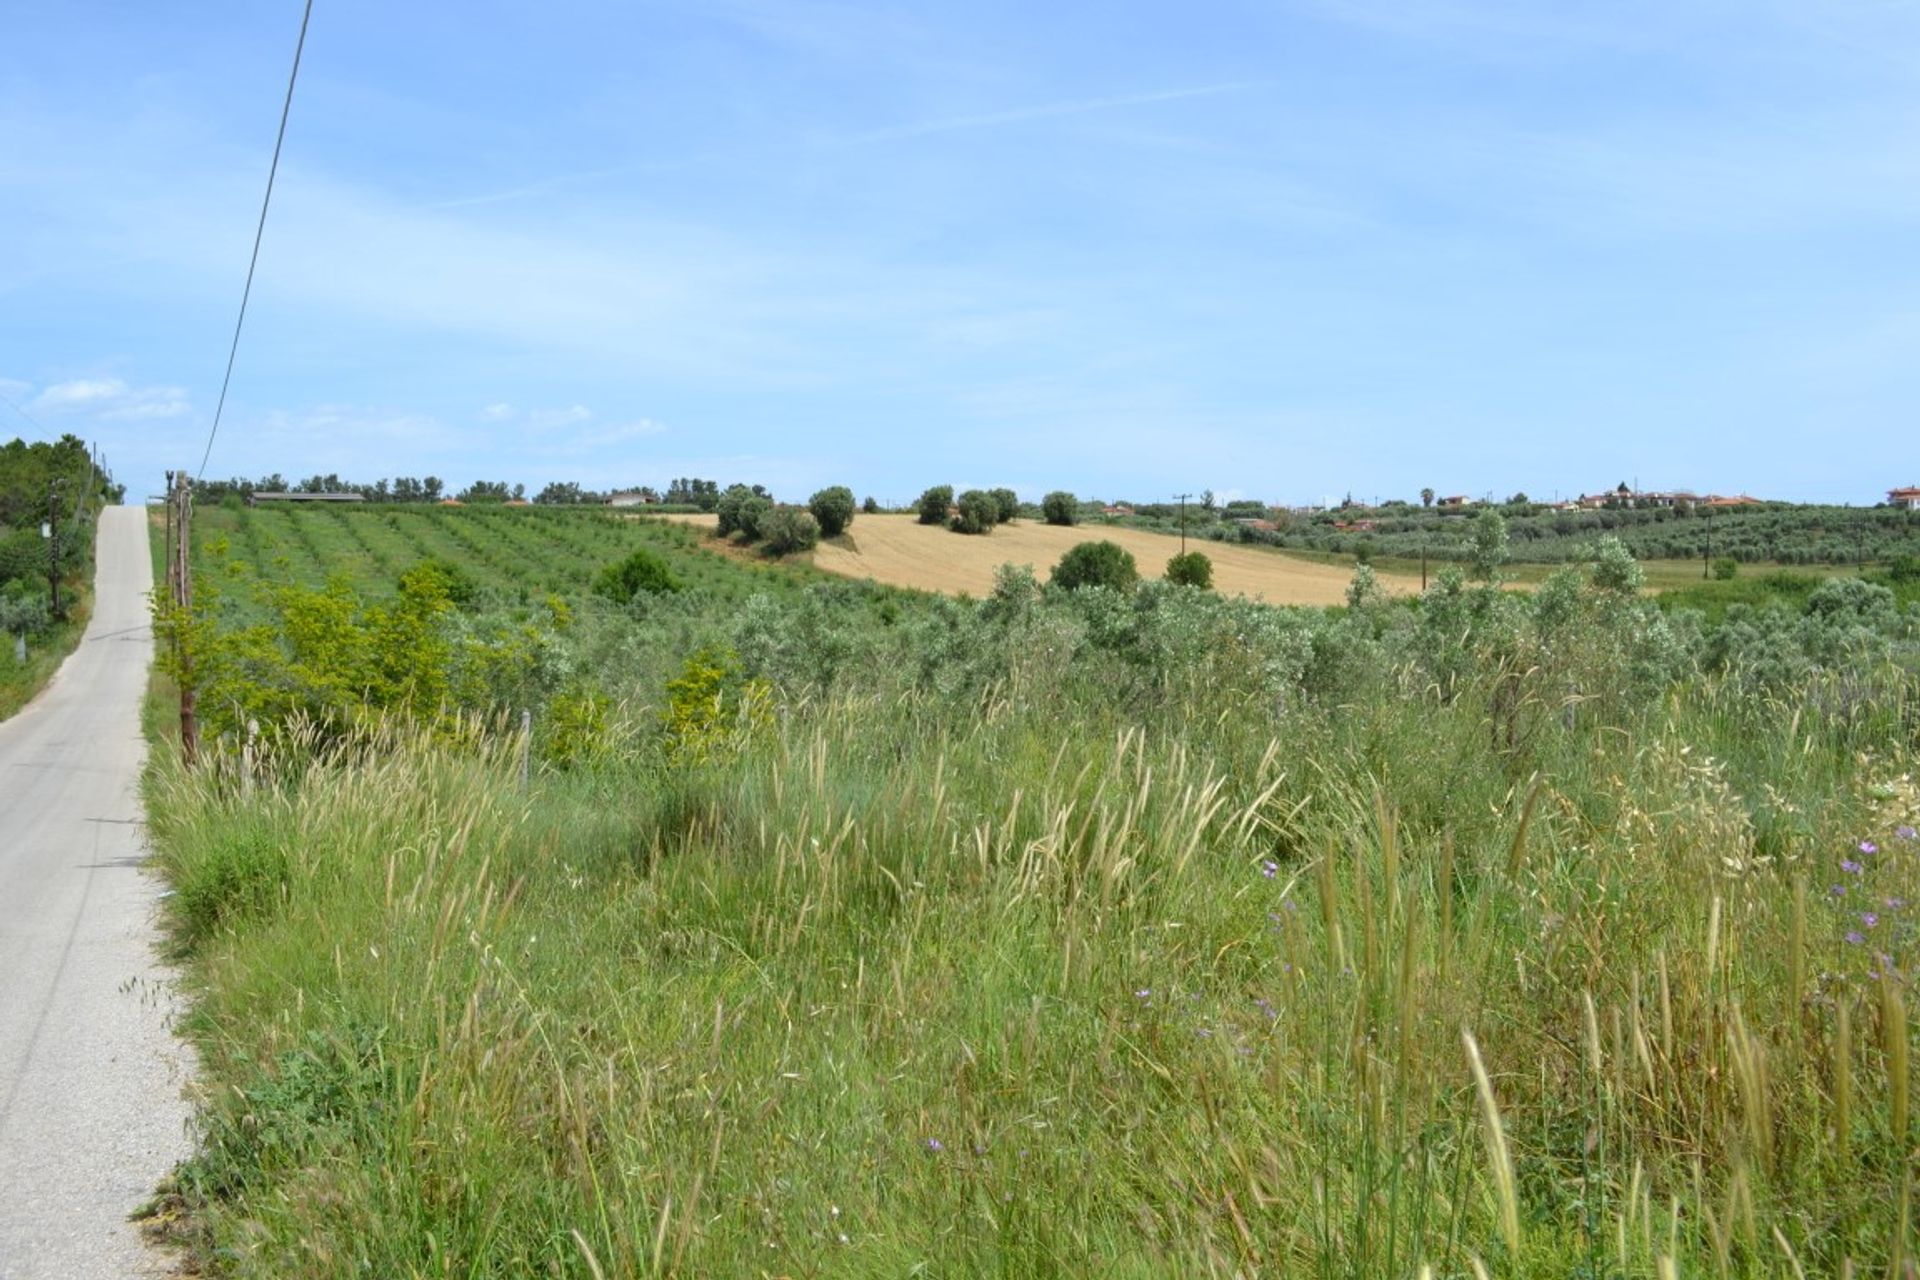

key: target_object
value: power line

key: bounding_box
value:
[196,0,315,480]
[0,388,50,437]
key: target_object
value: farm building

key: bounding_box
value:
[247,491,364,506]
[606,491,657,508]
[1889,486,1920,510]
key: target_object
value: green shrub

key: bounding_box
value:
[0,527,44,587]
[401,558,480,607]
[951,490,999,535]
[1884,554,1920,584]
[1711,556,1738,580]
[737,495,776,541]
[1042,491,1078,526]
[0,582,51,637]
[1165,550,1212,589]
[1051,540,1138,591]
[594,548,682,603]
[808,486,856,538]
[861,496,881,514]
[715,484,757,537]
[916,486,954,526]
[989,488,1020,523]
[760,507,821,555]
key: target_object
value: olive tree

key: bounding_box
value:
[1051,540,1138,591]
[951,489,999,535]
[808,485,856,537]
[917,486,954,525]
[1042,491,1079,526]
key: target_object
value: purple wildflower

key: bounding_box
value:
[1845,931,1866,945]
[1861,912,1879,929]
[1134,989,1151,1000]
[1261,860,1279,880]
[1860,840,1879,855]
[1831,884,1848,897]
[1886,898,1907,910]
[1898,825,1917,841]
[1842,860,1864,875]
[925,1138,944,1153]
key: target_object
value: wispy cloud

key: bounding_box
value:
[31,377,190,421]
[528,404,593,430]
[834,82,1261,147]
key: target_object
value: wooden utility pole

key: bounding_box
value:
[169,469,199,762]
[1173,493,1192,555]
[46,478,63,620]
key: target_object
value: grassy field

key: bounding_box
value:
[142,503,1920,1277]
[676,511,1422,604]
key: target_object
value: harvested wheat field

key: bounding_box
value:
[669,513,1417,604]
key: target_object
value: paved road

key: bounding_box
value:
[0,506,192,1278]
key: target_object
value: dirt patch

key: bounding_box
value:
[663,514,1415,605]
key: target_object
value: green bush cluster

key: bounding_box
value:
[1042,490,1079,526]
[594,548,682,603]
[1165,550,1212,588]
[1051,540,1138,592]
[807,486,856,538]
[916,486,953,525]
[951,489,999,535]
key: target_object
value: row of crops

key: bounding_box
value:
[188,503,821,613]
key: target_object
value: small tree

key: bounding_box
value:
[1051,540,1139,591]
[861,495,881,514]
[1165,550,1213,589]
[808,485,856,537]
[989,488,1020,523]
[951,489,999,535]
[737,495,776,541]
[1469,509,1510,583]
[715,483,756,536]
[595,548,682,603]
[760,507,821,555]
[917,485,954,525]
[1042,491,1079,526]
[1421,487,1435,509]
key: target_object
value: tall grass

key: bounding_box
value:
[146,670,1920,1276]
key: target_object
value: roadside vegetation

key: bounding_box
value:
[145,505,1920,1276]
[0,433,116,717]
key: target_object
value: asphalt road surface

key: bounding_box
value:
[0,506,192,1278]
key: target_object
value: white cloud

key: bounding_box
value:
[528,404,593,430]
[30,377,189,421]
[480,402,514,421]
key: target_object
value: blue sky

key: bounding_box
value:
[2,1,1917,505]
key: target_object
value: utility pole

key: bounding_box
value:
[45,477,63,620]
[1703,506,1712,579]
[1173,492,1192,555]
[168,469,199,762]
